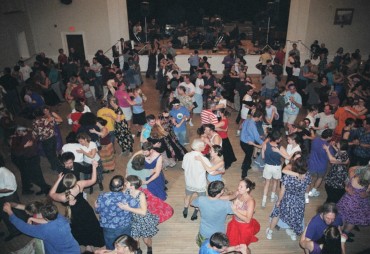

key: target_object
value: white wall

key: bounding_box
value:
[25,0,129,62]
[286,0,370,61]
[305,0,370,57]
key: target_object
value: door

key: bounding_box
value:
[66,34,86,62]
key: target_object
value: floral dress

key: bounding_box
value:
[270,173,311,235]
[114,107,134,152]
[324,151,349,203]
[337,176,370,226]
[130,191,160,238]
[158,113,187,161]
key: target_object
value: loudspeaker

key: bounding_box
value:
[140,1,150,17]
[61,0,72,5]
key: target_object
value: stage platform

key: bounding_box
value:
[134,39,270,74]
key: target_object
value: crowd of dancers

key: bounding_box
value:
[0,40,369,254]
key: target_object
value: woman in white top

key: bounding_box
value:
[240,86,254,120]
[76,132,104,192]
[284,133,301,165]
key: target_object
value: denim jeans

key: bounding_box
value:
[103,226,131,250]
[174,129,187,145]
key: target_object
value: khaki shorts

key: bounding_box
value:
[196,232,207,247]
[283,113,298,125]
[185,188,206,197]
[263,164,282,180]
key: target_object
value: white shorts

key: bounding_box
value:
[120,107,132,121]
[283,114,298,125]
[263,164,282,180]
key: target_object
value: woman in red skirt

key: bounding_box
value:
[227,178,260,254]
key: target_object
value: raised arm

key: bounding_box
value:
[77,160,97,189]
[49,173,67,202]
[51,112,63,123]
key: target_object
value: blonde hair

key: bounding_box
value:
[150,123,168,139]
[135,87,147,102]
[63,173,77,221]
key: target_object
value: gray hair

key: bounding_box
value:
[191,138,205,151]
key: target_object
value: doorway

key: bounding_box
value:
[66,34,86,62]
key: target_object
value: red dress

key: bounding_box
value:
[226,199,260,246]
[140,188,174,223]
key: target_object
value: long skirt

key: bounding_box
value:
[226,216,260,246]
[222,137,237,169]
[100,143,115,171]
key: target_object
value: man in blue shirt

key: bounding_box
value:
[95,175,138,250]
[240,111,264,178]
[170,98,190,145]
[188,50,200,75]
[283,83,302,130]
[4,203,80,254]
[192,181,234,247]
[199,232,247,254]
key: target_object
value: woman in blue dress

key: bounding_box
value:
[265,157,311,241]
[142,142,167,200]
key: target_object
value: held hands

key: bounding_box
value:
[118,202,130,211]
[92,160,98,168]
[24,140,33,147]
[58,172,64,181]
[3,202,13,216]
[271,146,280,153]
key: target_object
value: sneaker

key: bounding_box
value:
[305,193,309,204]
[270,193,277,203]
[285,228,297,240]
[132,134,136,139]
[290,233,297,241]
[189,120,194,127]
[236,130,241,136]
[262,199,266,208]
[266,228,273,240]
[286,228,294,236]
[308,189,317,197]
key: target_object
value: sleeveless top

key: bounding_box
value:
[207,159,224,182]
[145,155,161,169]
[210,133,223,147]
[265,142,281,166]
[217,119,228,139]
[234,197,249,223]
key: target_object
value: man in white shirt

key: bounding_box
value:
[18,60,32,81]
[182,139,211,220]
[316,105,337,135]
[0,156,27,241]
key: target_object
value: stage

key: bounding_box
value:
[134,39,271,75]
